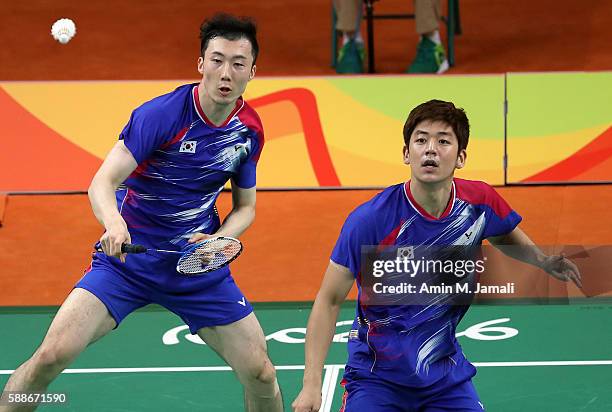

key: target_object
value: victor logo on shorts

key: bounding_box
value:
[179,141,197,153]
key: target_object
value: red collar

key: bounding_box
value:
[403,180,455,220]
[193,85,244,128]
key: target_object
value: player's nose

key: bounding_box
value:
[220,62,232,80]
[425,139,438,154]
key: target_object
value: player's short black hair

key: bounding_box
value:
[403,100,470,154]
[199,13,259,64]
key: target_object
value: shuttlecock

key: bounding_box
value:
[51,18,76,44]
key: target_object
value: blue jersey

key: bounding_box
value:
[331,179,522,387]
[117,83,263,249]
[79,84,261,330]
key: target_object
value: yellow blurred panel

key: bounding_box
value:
[247,78,411,160]
[330,138,504,186]
[2,78,507,187]
[507,124,609,181]
[328,146,409,186]
[257,132,319,187]
[2,81,190,158]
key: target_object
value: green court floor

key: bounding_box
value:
[1,302,611,411]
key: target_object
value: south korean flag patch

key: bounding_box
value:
[397,246,414,259]
[179,141,197,153]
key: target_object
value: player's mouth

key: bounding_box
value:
[421,159,439,169]
[218,86,232,97]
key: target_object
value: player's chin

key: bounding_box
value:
[219,93,240,105]
[416,169,439,179]
[415,172,450,184]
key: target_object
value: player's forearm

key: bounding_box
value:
[497,244,547,268]
[215,205,255,238]
[489,228,547,269]
[88,141,136,231]
[88,177,124,230]
[302,294,342,388]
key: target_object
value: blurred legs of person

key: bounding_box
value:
[406,0,449,74]
[333,0,365,73]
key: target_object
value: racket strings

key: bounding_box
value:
[177,238,242,274]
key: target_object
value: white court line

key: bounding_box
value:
[1,360,611,375]
[321,365,341,412]
[472,360,612,367]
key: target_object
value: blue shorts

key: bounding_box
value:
[339,366,484,412]
[76,252,253,334]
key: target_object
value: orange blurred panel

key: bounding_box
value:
[496,186,565,244]
[0,194,6,226]
[1,186,611,306]
[0,194,100,306]
[573,157,612,181]
[0,88,101,192]
[256,100,302,140]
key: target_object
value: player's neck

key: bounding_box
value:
[198,85,237,127]
[409,179,453,218]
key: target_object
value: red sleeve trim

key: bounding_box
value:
[454,178,513,218]
[237,102,265,162]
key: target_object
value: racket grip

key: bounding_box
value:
[94,244,147,254]
[121,244,147,254]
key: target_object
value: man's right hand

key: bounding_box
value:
[99,217,131,262]
[292,386,322,412]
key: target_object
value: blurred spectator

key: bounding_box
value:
[334,0,449,74]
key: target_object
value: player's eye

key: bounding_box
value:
[234,62,245,68]
[439,139,450,145]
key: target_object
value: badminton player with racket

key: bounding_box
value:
[1,14,283,411]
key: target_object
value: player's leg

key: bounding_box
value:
[0,288,116,411]
[1,258,149,412]
[161,273,282,411]
[197,312,282,412]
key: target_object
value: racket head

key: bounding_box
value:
[176,236,243,275]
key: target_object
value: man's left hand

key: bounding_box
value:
[541,254,583,289]
[188,232,215,244]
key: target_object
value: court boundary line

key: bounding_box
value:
[2,360,611,375]
[2,361,611,412]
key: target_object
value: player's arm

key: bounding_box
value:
[88,140,138,261]
[292,261,354,412]
[488,227,582,288]
[190,180,256,243]
[216,181,256,238]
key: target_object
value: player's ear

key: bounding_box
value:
[249,64,256,80]
[197,57,204,75]
[456,149,467,169]
[403,145,410,165]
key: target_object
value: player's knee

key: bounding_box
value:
[254,357,277,385]
[240,355,276,386]
[33,345,77,375]
[239,356,279,400]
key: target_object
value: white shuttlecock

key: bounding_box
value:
[51,18,76,44]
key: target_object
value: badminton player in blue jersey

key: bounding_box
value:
[292,100,581,412]
[1,14,283,411]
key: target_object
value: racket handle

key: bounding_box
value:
[121,244,147,253]
[95,244,147,254]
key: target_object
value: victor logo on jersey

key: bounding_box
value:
[179,141,197,153]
